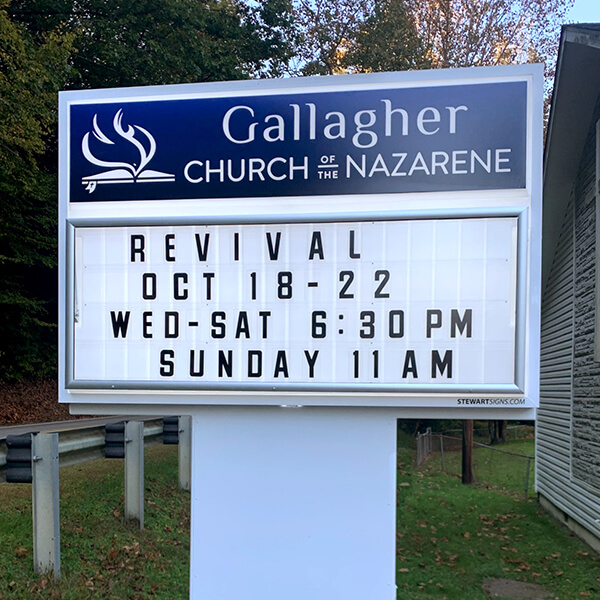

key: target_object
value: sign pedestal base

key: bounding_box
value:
[189,407,397,600]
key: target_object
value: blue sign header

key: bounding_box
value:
[68,81,527,202]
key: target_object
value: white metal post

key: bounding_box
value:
[32,433,61,580]
[178,416,192,492]
[124,421,144,529]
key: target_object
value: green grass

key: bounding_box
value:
[0,445,189,599]
[397,439,600,599]
[422,437,537,498]
[1,439,600,599]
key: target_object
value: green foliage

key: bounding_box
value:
[0,0,571,380]
[2,442,600,598]
[9,0,295,87]
[398,444,600,599]
[345,0,431,73]
[289,0,427,75]
[423,436,536,497]
[290,0,375,74]
[0,0,294,382]
[0,2,73,380]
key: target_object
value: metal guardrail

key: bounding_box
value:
[0,418,164,483]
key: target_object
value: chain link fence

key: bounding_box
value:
[415,426,535,499]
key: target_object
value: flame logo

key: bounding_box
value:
[81,109,175,193]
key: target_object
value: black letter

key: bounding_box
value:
[234,232,240,261]
[426,309,442,338]
[451,309,472,338]
[195,233,210,261]
[174,273,189,300]
[203,272,215,300]
[143,311,153,338]
[142,273,157,300]
[165,312,179,338]
[259,311,271,338]
[131,235,145,262]
[160,350,175,377]
[218,350,233,377]
[273,350,289,378]
[308,231,324,260]
[349,230,361,258]
[432,350,452,378]
[211,312,226,338]
[402,351,418,378]
[165,234,176,262]
[189,350,204,377]
[266,232,281,260]
[235,312,250,338]
[304,350,319,378]
[110,311,130,338]
[248,350,262,377]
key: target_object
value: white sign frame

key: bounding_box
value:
[59,65,543,415]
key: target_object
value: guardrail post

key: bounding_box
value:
[32,433,61,580]
[178,416,192,491]
[125,421,144,529]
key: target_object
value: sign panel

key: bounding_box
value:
[72,217,518,390]
[69,81,526,202]
[59,66,543,409]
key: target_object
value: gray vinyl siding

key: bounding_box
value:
[571,118,600,496]
[538,195,575,509]
[539,104,600,540]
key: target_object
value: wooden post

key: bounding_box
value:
[462,420,474,484]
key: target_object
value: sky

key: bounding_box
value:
[568,0,600,23]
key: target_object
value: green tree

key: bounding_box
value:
[9,0,294,87]
[0,1,73,380]
[0,0,295,382]
[290,0,375,74]
[345,0,430,72]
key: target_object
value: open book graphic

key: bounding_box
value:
[81,110,174,193]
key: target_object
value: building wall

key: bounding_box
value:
[539,100,600,543]
[572,136,600,487]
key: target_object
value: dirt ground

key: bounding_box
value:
[0,380,82,425]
